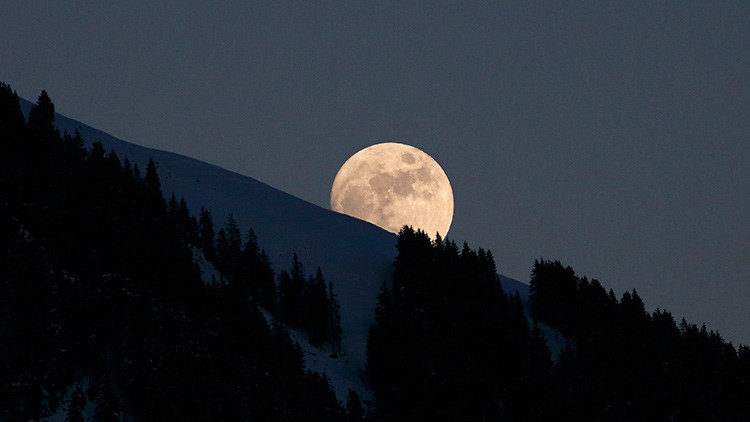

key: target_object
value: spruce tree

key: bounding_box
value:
[27,90,56,139]
[0,82,25,137]
[64,384,86,422]
[277,270,294,324]
[223,214,243,283]
[145,159,162,198]
[242,229,261,297]
[168,193,180,217]
[242,229,277,309]
[215,228,229,283]
[286,253,306,327]
[198,207,216,261]
[346,389,364,422]
[328,281,342,356]
[94,381,120,422]
[260,250,278,311]
[306,269,329,346]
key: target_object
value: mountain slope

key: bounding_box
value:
[25,99,529,397]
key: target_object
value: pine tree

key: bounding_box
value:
[61,129,86,163]
[277,269,294,323]
[277,254,318,330]
[64,384,86,422]
[215,228,229,284]
[199,207,216,261]
[328,281,342,356]
[179,198,198,244]
[94,381,120,422]
[88,141,106,163]
[242,229,276,308]
[286,253,306,327]
[224,214,243,283]
[346,389,365,422]
[214,214,243,291]
[168,193,180,217]
[307,268,330,346]
[0,82,25,138]
[224,215,242,252]
[132,162,142,181]
[529,259,578,331]
[242,229,261,295]
[27,90,56,139]
[145,159,162,197]
[258,250,277,311]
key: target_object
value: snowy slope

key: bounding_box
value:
[24,99,530,399]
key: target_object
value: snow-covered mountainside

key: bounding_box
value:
[27,99,529,398]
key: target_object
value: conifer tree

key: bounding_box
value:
[132,162,142,181]
[168,193,180,217]
[215,228,229,283]
[27,90,56,139]
[243,229,276,308]
[214,214,243,290]
[306,268,330,346]
[258,250,277,310]
[277,269,294,323]
[145,159,162,197]
[286,253,306,327]
[94,381,120,422]
[199,207,216,261]
[346,389,364,422]
[0,82,26,137]
[328,281,342,356]
[179,198,198,244]
[64,384,86,422]
[71,129,85,153]
[242,229,262,295]
[89,141,106,163]
[224,214,243,281]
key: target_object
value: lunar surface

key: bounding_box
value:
[330,143,454,238]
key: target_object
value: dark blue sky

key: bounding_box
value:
[3,2,748,344]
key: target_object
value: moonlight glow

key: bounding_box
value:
[330,143,454,238]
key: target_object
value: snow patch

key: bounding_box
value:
[193,246,223,287]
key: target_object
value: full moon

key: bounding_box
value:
[330,143,454,238]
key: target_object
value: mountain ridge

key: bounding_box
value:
[20,98,529,398]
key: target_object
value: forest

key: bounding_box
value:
[2,83,749,420]
[0,84,348,420]
[366,228,750,420]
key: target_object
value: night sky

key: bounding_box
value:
[3,3,748,345]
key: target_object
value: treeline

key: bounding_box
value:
[195,208,342,352]
[195,210,277,308]
[0,84,348,420]
[530,259,750,420]
[277,254,343,353]
[366,229,750,420]
[366,227,553,420]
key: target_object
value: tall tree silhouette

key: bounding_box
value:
[198,207,216,261]
[368,226,553,420]
[27,90,56,139]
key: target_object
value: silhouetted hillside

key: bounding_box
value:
[1,84,346,420]
[4,84,748,421]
